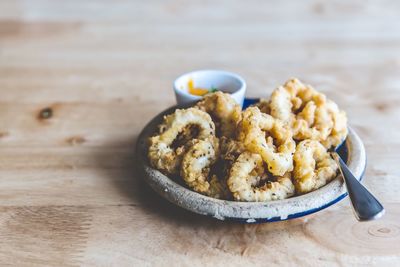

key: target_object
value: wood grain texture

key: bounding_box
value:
[0,0,399,266]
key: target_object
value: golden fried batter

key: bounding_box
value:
[180,137,226,198]
[148,78,348,202]
[195,91,242,138]
[227,152,295,201]
[148,108,215,175]
[293,140,338,194]
[321,100,348,148]
[238,107,296,176]
[260,78,348,149]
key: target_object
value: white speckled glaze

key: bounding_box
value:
[136,105,366,223]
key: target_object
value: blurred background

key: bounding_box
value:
[1,0,399,146]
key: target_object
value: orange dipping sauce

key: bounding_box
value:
[187,78,216,96]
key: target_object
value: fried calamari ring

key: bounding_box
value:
[238,107,296,176]
[211,137,247,200]
[180,137,226,198]
[272,78,332,139]
[293,140,338,194]
[268,85,293,122]
[260,78,348,148]
[292,101,333,142]
[255,78,321,122]
[195,91,242,138]
[227,152,295,201]
[321,100,348,148]
[148,108,215,175]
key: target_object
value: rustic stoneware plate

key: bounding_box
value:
[136,99,366,223]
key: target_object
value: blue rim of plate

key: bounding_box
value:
[223,98,366,223]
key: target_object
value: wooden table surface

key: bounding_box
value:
[1,1,400,266]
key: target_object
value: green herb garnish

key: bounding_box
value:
[210,86,219,93]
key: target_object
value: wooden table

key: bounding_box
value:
[1,1,399,266]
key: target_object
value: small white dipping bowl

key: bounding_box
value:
[173,70,246,107]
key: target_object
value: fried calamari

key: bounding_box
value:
[148,107,215,175]
[195,91,242,138]
[258,78,347,149]
[227,152,295,201]
[180,137,226,198]
[293,140,338,194]
[238,107,296,176]
[148,80,348,202]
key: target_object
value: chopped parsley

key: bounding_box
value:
[210,86,219,93]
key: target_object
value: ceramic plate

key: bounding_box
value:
[135,98,366,223]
